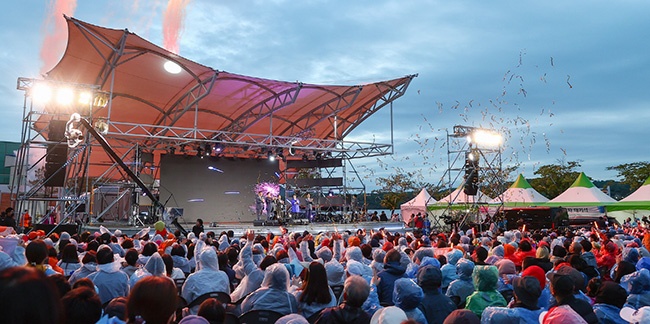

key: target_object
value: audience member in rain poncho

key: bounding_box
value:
[592,281,628,324]
[376,249,407,306]
[393,278,428,324]
[481,276,543,324]
[241,263,299,316]
[441,249,463,292]
[370,249,385,275]
[315,275,371,324]
[0,237,26,272]
[137,242,158,266]
[171,244,191,275]
[345,259,381,316]
[69,251,98,285]
[417,265,456,324]
[580,240,598,270]
[405,247,434,278]
[624,268,650,309]
[548,265,597,324]
[231,233,265,305]
[446,258,475,308]
[465,265,507,318]
[217,234,230,251]
[57,244,81,277]
[87,246,130,304]
[121,249,139,278]
[294,261,337,318]
[345,246,373,278]
[320,247,346,288]
[129,252,166,288]
[182,246,230,314]
[495,259,517,302]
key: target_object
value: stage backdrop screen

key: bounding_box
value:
[159,154,279,223]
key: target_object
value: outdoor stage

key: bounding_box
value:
[82,221,407,237]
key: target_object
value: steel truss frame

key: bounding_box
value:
[430,125,505,231]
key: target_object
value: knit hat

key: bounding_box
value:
[348,236,361,247]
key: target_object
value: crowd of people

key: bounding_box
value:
[1,218,650,324]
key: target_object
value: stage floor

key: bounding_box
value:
[82,221,406,237]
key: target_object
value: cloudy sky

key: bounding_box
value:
[1,0,649,191]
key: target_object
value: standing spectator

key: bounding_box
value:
[192,219,204,238]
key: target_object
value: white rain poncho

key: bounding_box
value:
[231,239,265,303]
[240,263,299,316]
[129,252,166,288]
[181,247,230,314]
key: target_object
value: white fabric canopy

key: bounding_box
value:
[400,188,437,225]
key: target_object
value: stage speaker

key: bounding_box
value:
[45,121,69,187]
[32,224,79,236]
[253,220,265,226]
[48,120,67,142]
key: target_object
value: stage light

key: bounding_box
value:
[196,145,203,158]
[78,90,93,106]
[207,166,223,173]
[467,150,478,162]
[214,143,224,153]
[56,87,75,106]
[168,146,176,155]
[204,143,212,156]
[302,154,308,162]
[267,149,275,161]
[180,144,186,154]
[31,83,53,105]
[468,129,503,148]
[164,61,182,74]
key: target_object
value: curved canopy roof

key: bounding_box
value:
[38,17,415,155]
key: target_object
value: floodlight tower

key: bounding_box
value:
[435,125,505,231]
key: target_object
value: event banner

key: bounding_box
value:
[565,206,606,219]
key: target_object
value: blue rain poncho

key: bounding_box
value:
[441,249,463,290]
[624,268,650,309]
[446,258,475,307]
[87,259,130,304]
[481,306,543,324]
[393,278,428,324]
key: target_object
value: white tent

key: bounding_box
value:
[548,172,616,204]
[438,185,492,204]
[622,176,650,202]
[608,176,650,221]
[400,188,437,225]
[490,174,549,206]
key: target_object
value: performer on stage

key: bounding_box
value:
[255,192,264,221]
[265,193,274,220]
[289,194,301,219]
[305,193,314,221]
[275,194,285,220]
